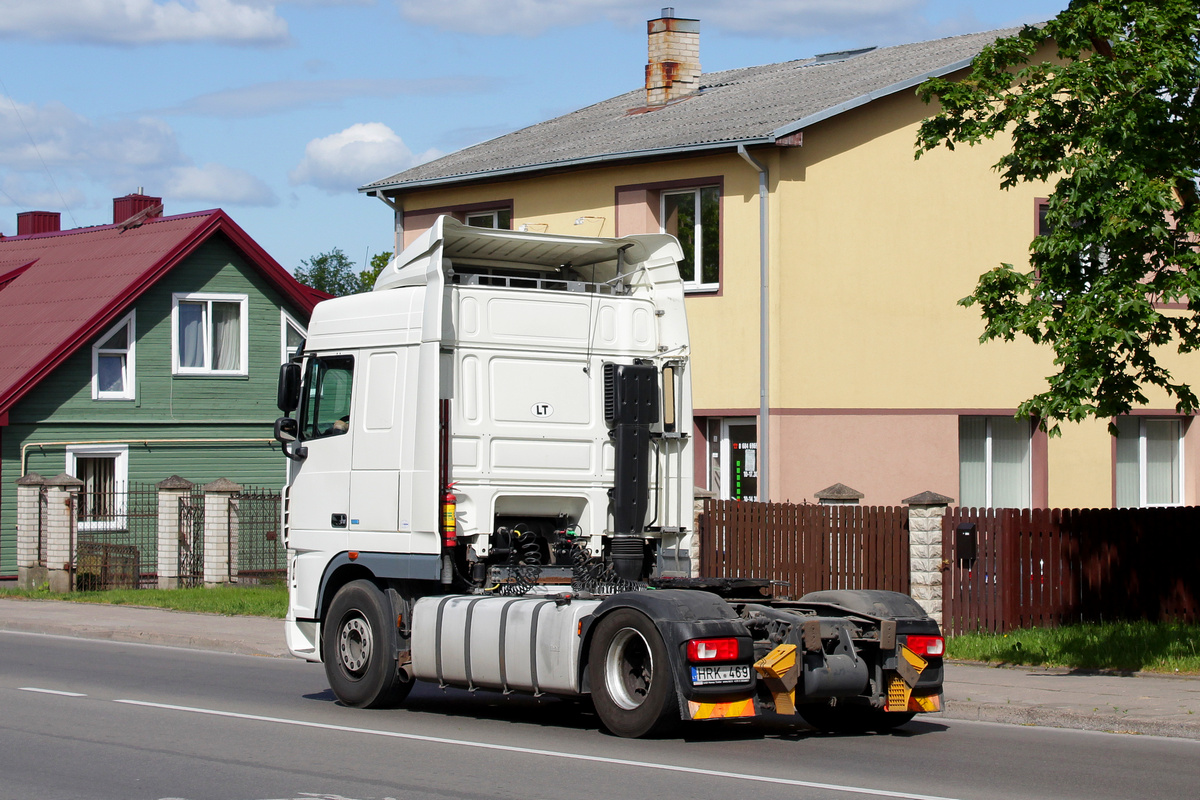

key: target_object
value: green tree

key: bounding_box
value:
[357,250,392,293]
[295,248,361,297]
[916,0,1200,434]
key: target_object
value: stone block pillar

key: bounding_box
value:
[156,476,194,589]
[903,491,954,626]
[203,478,241,586]
[15,473,46,589]
[43,473,83,593]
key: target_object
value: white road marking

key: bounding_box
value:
[116,699,967,800]
[19,687,87,697]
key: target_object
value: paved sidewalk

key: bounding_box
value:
[2,597,1198,739]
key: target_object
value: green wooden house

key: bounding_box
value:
[0,195,326,577]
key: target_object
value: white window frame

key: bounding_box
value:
[91,310,136,401]
[171,292,249,376]
[465,209,511,229]
[1117,417,1185,507]
[959,416,1033,509]
[281,309,307,364]
[66,443,129,531]
[660,186,720,292]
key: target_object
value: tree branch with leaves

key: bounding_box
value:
[916,0,1200,434]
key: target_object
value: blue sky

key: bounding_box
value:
[0,0,1066,275]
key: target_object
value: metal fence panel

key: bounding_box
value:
[74,483,158,590]
[233,487,284,583]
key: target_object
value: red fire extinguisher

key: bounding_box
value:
[441,483,458,548]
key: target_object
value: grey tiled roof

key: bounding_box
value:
[362,26,1019,193]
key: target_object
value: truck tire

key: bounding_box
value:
[798,702,915,733]
[588,608,679,738]
[323,579,412,709]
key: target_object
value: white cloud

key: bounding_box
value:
[164,77,491,118]
[0,98,183,175]
[0,0,288,45]
[163,163,278,205]
[0,95,276,213]
[290,123,440,194]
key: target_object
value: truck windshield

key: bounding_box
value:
[300,355,354,439]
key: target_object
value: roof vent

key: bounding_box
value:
[645,10,700,107]
[113,192,163,225]
[808,46,876,66]
[17,211,61,236]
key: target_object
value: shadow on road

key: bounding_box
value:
[301,679,949,741]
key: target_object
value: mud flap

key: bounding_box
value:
[885,644,927,712]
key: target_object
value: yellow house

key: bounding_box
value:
[360,12,1200,511]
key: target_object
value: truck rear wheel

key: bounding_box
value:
[588,609,679,738]
[323,579,412,709]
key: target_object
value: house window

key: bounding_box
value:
[465,209,512,229]
[661,187,720,290]
[706,418,758,501]
[1115,417,1184,507]
[282,310,307,364]
[959,416,1031,509]
[172,293,248,375]
[300,355,354,439]
[66,444,129,531]
[92,311,135,400]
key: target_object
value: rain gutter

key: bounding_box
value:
[737,144,770,503]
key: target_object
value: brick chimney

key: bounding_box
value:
[113,190,163,225]
[17,211,61,236]
[646,8,700,107]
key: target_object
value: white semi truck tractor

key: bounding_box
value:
[274,217,944,738]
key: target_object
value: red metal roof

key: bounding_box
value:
[0,209,328,417]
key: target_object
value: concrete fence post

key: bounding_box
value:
[203,478,241,587]
[156,476,194,590]
[902,491,954,626]
[42,473,83,593]
[15,472,46,589]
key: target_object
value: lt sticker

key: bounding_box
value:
[532,403,554,418]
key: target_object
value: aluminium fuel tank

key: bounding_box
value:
[410,594,602,696]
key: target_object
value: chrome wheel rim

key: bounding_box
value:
[604,627,652,710]
[337,615,372,675]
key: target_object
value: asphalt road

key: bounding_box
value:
[3,630,1199,800]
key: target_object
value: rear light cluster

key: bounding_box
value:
[686,638,739,663]
[905,634,945,657]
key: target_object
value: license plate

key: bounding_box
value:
[691,664,751,685]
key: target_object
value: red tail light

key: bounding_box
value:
[905,634,945,657]
[686,638,739,662]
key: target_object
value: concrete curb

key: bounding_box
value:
[938,700,1200,740]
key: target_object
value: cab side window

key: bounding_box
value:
[301,356,354,439]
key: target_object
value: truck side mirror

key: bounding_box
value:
[274,415,298,443]
[274,416,307,461]
[277,362,301,413]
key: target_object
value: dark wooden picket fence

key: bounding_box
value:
[698,499,909,599]
[942,506,1200,635]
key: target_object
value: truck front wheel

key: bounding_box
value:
[588,609,679,738]
[323,579,411,708]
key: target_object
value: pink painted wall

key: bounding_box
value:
[773,413,960,507]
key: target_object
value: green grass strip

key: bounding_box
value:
[0,584,288,618]
[948,621,1200,674]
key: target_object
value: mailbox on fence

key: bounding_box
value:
[955,523,977,565]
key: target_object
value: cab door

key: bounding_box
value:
[288,354,355,537]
